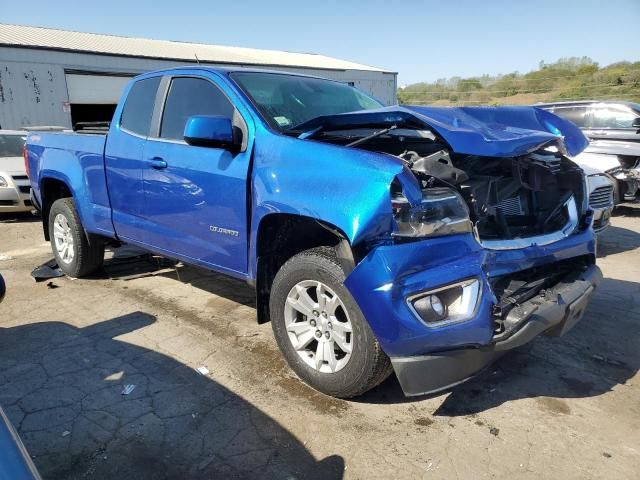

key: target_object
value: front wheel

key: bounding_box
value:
[49,198,104,278]
[270,247,392,398]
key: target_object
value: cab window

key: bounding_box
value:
[160,77,234,141]
[120,77,161,136]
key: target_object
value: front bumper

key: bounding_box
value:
[391,265,601,396]
[586,174,614,232]
[344,227,599,397]
[0,186,32,212]
[0,171,32,213]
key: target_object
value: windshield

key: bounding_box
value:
[0,134,27,157]
[230,72,383,131]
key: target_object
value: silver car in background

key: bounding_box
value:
[584,140,640,206]
[565,150,615,232]
[580,159,615,232]
[0,130,32,213]
[537,100,640,143]
[537,101,640,208]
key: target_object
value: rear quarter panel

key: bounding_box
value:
[27,132,114,237]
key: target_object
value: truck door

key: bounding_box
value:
[105,76,161,241]
[141,74,252,275]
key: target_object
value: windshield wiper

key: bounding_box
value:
[297,125,324,140]
[345,125,397,148]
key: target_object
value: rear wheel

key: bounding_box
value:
[49,198,104,278]
[270,247,392,398]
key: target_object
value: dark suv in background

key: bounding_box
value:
[537,100,640,143]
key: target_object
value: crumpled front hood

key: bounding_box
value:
[297,105,589,158]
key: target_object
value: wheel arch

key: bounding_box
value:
[253,213,357,324]
[40,176,75,241]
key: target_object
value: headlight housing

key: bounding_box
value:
[0,175,8,188]
[392,187,472,238]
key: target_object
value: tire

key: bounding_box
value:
[48,198,104,278]
[270,247,392,398]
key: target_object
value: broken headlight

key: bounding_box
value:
[392,187,472,238]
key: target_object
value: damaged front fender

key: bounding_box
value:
[250,134,406,244]
[248,131,412,277]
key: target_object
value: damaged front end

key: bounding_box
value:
[392,147,587,248]
[307,105,603,396]
[300,105,593,248]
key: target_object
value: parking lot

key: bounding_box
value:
[0,211,638,480]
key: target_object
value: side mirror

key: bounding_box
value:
[0,273,5,303]
[184,115,238,150]
[632,118,640,128]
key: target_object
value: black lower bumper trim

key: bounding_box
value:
[391,265,602,397]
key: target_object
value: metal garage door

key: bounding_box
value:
[65,73,133,127]
[65,73,132,104]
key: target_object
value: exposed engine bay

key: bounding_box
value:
[318,129,586,241]
[398,148,585,240]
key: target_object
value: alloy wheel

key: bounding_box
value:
[284,280,353,373]
[53,213,75,264]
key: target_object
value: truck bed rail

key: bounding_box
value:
[73,121,110,134]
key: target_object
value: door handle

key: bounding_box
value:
[147,157,168,169]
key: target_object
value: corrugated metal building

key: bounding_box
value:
[0,24,397,129]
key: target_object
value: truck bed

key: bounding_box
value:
[27,130,115,238]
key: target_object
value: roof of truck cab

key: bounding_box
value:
[143,65,351,80]
[0,23,394,74]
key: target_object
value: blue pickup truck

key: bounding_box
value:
[25,67,602,398]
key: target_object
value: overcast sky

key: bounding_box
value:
[3,0,639,85]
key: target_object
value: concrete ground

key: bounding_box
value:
[0,211,638,480]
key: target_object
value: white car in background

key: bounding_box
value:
[0,130,32,213]
[570,151,616,232]
[582,140,640,206]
